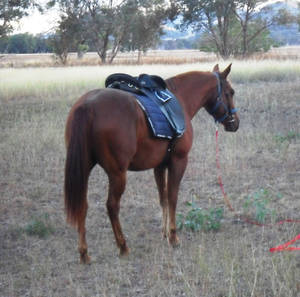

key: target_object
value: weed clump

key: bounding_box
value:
[177,202,224,232]
[24,213,54,239]
[274,131,300,144]
[243,188,281,224]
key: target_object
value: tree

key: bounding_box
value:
[34,34,52,53]
[175,0,237,59]
[0,0,40,38]
[83,0,165,64]
[49,0,169,64]
[0,33,51,53]
[85,0,139,63]
[6,33,34,53]
[47,0,86,64]
[122,1,166,62]
[174,0,294,58]
[47,32,70,64]
[233,0,294,57]
[198,10,276,57]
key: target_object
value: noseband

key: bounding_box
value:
[208,72,237,123]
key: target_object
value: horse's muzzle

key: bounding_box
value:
[224,115,239,132]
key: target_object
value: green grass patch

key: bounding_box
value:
[274,131,300,144]
[243,188,282,224]
[177,202,224,232]
[23,213,55,239]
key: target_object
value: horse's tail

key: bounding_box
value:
[64,104,92,228]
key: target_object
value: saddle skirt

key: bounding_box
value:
[105,73,185,139]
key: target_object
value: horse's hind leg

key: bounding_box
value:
[106,172,129,256]
[154,165,168,238]
[167,156,188,247]
[78,197,91,264]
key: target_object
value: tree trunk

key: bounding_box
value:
[96,32,110,64]
[137,50,142,64]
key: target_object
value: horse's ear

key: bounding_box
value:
[213,64,219,72]
[221,63,232,79]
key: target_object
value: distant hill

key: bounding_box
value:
[270,23,300,45]
[267,0,300,45]
[160,0,300,49]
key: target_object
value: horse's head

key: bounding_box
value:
[205,64,239,132]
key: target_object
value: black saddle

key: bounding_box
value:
[105,73,167,95]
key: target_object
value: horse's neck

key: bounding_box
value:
[167,72,214,119]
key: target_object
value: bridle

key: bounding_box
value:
[208,72,237,123]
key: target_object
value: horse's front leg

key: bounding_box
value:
[167,156,188,247]
[154,165,168,238]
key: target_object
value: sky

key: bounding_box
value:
[14,1,59,35]
[14,0,299,35]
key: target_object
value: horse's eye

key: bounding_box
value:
[226,90,234,97]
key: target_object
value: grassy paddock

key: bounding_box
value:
[0,60,300,297]
[1,60,300,102]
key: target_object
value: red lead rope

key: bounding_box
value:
[270,234,300,252]
[215,126,235,212]
[215,125,300,253]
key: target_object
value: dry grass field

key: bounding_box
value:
[1,45,300,67]
[0,58,300,297]
[0,50,217,68]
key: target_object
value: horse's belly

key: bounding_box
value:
[128,139,169,171]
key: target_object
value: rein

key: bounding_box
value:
[215,125,300,252]
[215,125,235,211]
[208,72,237,123]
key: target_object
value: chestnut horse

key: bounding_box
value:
[64,64,239,263]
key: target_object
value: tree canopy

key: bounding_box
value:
[47,0,169,64]
[173,0,295,58]
[0,0,41,38]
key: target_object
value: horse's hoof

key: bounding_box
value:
[80,253,91,264]
[119,246,130,257]
[169,235,180,248]
[162,229,168,239]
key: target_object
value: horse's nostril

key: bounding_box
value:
[224,116,239,132]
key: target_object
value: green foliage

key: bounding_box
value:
[176,0,293,58]
[177,202,224,232]
[0,0,40,38]
[244,20,277,53]
[77,44,89,59]
[243,188,281,224]
[0,33,51,54]
[49,0,169,64]
[24,213,54,239]
[121,1,166,54]
[274,131,300,144]
[48,32,70,64]
[198,15,277,57]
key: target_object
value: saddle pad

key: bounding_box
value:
[135,94,175,139]
[140,88,185,137]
